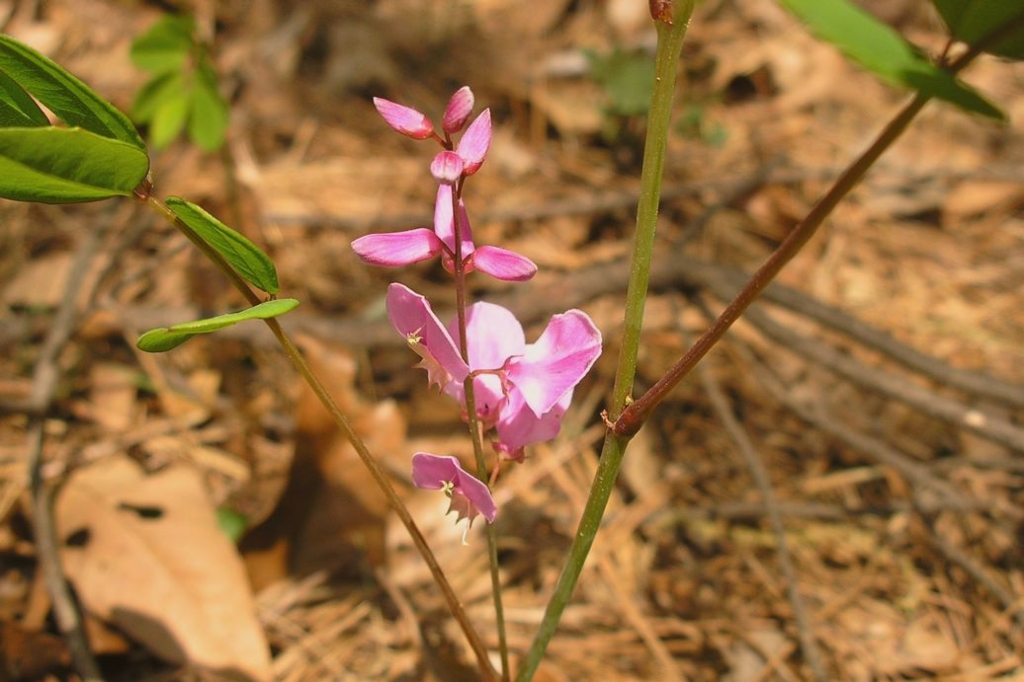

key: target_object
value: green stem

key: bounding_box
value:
[608,9,693,421]
[514,6,695,680]
[145,195,500,682]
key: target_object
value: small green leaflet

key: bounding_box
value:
[932,0,1024,60]
[136,298,300,352]
[130,15,195,74]
[779,0,1004,121]
[0,127,150,203]
[0,35,147,149]
[129,15,229,151]
[187,62,229,152]
[165,197,280,294]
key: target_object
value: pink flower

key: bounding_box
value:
[351,185,537,282]
[411,453,497,537]
[387,284,602,460]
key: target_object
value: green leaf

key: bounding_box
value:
[0,69,49,127]
[188,62,229,151]
[130,15,195,74]
[588,48,655,116]
[0,126,150,203]
[165,197,280,294]
[932,0,1024,59]
[136,298,300,352]
[132,70,185,124]
[149,87,191,150]
[0,35,147,149]
[779,0,1005,120]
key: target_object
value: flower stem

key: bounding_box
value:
[451,183,510,679]
[145,195,500,682]
[514,6,695,680]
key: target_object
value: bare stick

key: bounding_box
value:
[24,225,108,682]
[736,305,1024,452]
[698,355,828,681]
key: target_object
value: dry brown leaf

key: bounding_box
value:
[56,455,271,681]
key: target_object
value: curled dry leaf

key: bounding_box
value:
[55,455,271,681]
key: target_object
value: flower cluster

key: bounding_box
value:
[353,87,602,538]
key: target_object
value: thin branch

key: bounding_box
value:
[684,497,1018,523]
[672,259,1024,409]
[736,305,1024,452]
[698,355,828,681]
[23,223,109,682]
[742,342,960,500]
[913,504,1024,630]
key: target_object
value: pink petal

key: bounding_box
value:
[442,86,475,134]
[351,228,442,267]
[471,246,538,281]
[431,150,464,185]
[494,390,572,459]
[443,302,524,420]
[508,310,602,417]
[461,302,526,368]
[387,284,469,387]
[411,453,497,523]
[373,97,435,139]
[456,109,491,175]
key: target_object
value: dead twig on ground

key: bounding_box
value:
[914,507,1024,632]
[23,223,109,682]
[736,304,1024,452]
[698,349,828,682]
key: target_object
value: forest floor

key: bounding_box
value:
[1,0,1023,680]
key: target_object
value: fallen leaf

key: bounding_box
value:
[56,455,271,681]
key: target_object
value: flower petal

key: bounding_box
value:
[387,284,469,388]
[443,302,524,421]
[456,109,491,175]
[508,310,602,416]
[373,97,434,139]
[494,390,572,460]
[471,246,538,281]
[411,453,497,524]
[351,228,441,267]
[442,86,474,134]
[460,302,526,369]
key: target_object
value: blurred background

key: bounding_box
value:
[1,0,1022,679]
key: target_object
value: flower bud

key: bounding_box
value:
[431,150,464,185]
[373,97,435,140]
[456,109,492,175]
[442,86,475,134]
